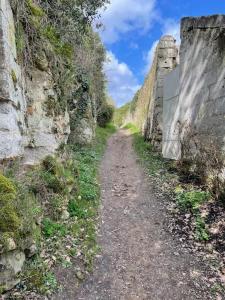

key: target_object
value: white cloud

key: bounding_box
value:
[104,51,141,107]
[99,0,158,43]
[162,19,180,43]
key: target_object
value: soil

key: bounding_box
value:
[54,130,216,300]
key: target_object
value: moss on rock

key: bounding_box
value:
[0,205,21,232]
[0,174,16,195]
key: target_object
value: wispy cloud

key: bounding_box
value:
[99,0,158,44]
[104,51,141,107]
[162,19,180,43]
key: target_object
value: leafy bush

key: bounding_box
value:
[42,218,67,237]
[123,123,139,134]
[195,215,209,241]
[113,103,131,127]
[0,173,16,195]
[97,103,114,127]
[175,189,210,210]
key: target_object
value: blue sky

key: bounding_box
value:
[98,0,225,107]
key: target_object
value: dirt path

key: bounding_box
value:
[59,130,213,300]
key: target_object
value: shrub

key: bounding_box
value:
[97,103,114,127]
[175,189,210,210]
[68,199,88,219]
[0,205,21,232]
[113,103,130,127]
[195,215,209,241]
[0,174,16,195]
[42,218,67,237]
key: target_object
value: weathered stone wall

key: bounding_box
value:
[144,36,178,150]
[122,35,178,138]
[127,57,157,132]
[0,0,70,165]
[163,66,180,159]
[0,0,26,159]
[163,15,225,160]
[24,68,70,166]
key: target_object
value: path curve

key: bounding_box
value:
[71,130,211,299]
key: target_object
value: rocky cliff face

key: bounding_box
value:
[0,0,108,165]
[0,0,109,292]
[0,0,70,165]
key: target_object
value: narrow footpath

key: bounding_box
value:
[64,130,212,299]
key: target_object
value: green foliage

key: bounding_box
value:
[42,26,73,59]
[97,103,114,127]
[175,189,210,210]
[68,199,95,219]
[15,22,26,60]
[29,155,76,221]
[0,205,21,232]
[2,124,115,297]
[195,215,209,241]
[0,175,20,233]
[0,173,40,252]
[0,173,16,195]
[11,0,109,119]
[123,123,139,134]
[22,259,58,295]
[133,133,165,176]
[113,103,131,127]
[42,218,67,237]
[26,0,45,17]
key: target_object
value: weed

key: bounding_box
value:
[211,283,225,296]
[26,0,45,17]
[175,189,210,211]
[4,124,116,297]
[68,199,89,219]
[42,218,67,237]
[195,215,209,241]
[123,123,139,134]
[22,259,58,295]
[132,132,165,176]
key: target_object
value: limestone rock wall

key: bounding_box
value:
[0,0,26,159]
[0,0,70,165]
[24,68,70,166]
[163,15,225,161]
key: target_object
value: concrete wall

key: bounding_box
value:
[122,36,178,140]
[163,15,225,160]
[144,36,178,150]
[163,66,180,159]
[179,15,225,157]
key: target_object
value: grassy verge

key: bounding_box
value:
[125,124,220,244]
[3,123,116,298]
[132,130,211,240]
[126,124,225,298]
